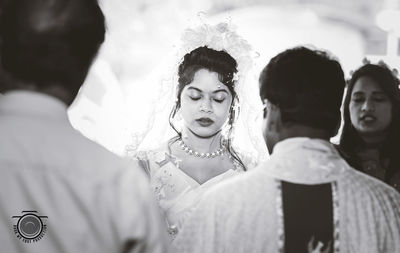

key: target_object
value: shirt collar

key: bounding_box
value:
[0,90,69,122]
[263,137,349,184]
[273,137,334,156]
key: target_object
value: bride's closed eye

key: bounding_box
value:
[213,93,227,103]
[187,90,202,101]
[213,98,225,103]
[189,96,201,101]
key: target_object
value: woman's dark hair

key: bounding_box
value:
[339,62,400,179]
[259,46,346,137]
[169,46,246,170]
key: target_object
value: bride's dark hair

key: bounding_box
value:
[169,46,246,170]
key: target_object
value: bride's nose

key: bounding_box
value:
[199,98,213,113]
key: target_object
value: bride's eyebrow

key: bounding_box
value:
[187,87,202,92]
[187,86,228,94]
[213,89,229,94]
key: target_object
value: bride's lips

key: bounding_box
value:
[196,117,214,127]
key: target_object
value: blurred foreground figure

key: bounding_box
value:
[0,0,168,252]
[173,47,400,253]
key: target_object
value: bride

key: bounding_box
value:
[130,22,264,239]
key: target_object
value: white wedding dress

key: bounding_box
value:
[135,145,256,240]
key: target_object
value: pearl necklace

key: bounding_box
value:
[178,139,225,158]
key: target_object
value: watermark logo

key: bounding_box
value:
[12,211,48,243]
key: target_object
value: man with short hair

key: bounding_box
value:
[0,0,168,252]
[173,47,400,253]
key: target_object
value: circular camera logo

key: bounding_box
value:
[12,211,48,243]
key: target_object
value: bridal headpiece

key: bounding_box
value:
[177,22,255,86]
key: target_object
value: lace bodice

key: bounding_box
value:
[135,148,249,239]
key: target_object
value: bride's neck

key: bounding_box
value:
[180,128,223,153]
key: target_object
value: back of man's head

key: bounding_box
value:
[259,46,345,137]
[0,0,105,97]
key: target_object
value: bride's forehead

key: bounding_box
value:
[186,69,227,91]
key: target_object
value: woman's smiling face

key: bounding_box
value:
[180,68,233,138]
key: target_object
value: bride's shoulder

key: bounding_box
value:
[134,142,170,162]
[130,141,176,174]
[233,148,260,171]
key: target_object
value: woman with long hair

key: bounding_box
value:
[339,61,400,192]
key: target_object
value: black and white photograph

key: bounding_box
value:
[0,0,399,252]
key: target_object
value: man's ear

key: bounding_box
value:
[263,99,282,154]
[266,100,281,132]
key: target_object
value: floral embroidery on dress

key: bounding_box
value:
[146,151,180,201]
[152,170,171,201]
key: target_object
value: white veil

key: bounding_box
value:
[125,22,268,165]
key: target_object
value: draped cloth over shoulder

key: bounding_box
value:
[173,138,400,253]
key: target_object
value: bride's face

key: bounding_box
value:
[180,68,233,138]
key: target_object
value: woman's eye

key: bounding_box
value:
[373,96,387,102]
[351,97,364,103]
[214,98,225,103]
[190,97,201,101]
[189,96,201,101]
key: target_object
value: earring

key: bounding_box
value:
[175,110,183,120]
